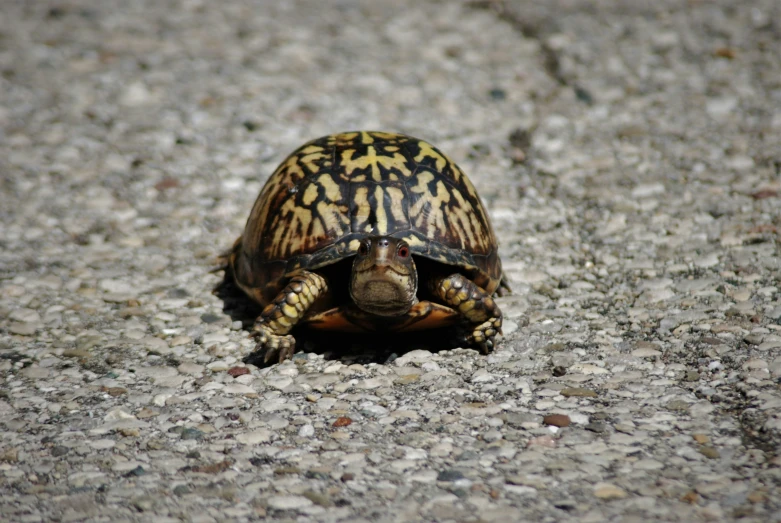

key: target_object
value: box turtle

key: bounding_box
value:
[225,131,508,364]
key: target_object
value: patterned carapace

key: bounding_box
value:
[239,131,500,295]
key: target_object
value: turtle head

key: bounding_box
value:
[350,236,417,316]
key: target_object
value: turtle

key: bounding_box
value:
[224,131,508,364]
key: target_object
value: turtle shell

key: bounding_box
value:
[231,131,502,305]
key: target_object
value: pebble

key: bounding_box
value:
[394,350,434,366]
[543,414,571,427]
[437,469,465,482]
[223,384,257,395]
[298,424,315,438]
[266,495,313,511]
[471,369,495,383]
[560,387,597,398]
[594,483,628,499]
[236,430,273,445]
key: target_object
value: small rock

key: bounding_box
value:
[9,321,37,336]
[200,312,227,324]
[22,366,50,379]
[124,465,146,477]
[131,496,155,512]
[176,362,204,376]
[223,383,257,395]
[666,400,690,413]
[699,446,720,459]
[394,350,434,366]
[236,430,273,445]
[188,460,233,474]
[543,414,570,427]
[471,369,495,383]
[527,435,556,448]
[631,183,665,198]
[51,446,69,457]
[302,490,332,507]
[228,366,250,377]
[267,495,313,511]
[560,387,597,398]
[437,469,465,482]
[62,348,91,360]
[631,348,661,359]
[594,483,628,500]
[180,428,205,441]
[585,422,607,433]
[332,417,352,427]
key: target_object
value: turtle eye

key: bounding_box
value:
[358,240,370,256]
[397,245,410,258]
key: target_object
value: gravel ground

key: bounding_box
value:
[2,0,781,521]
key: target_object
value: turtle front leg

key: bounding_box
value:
[430,274,502,354]
[251,271,328,364]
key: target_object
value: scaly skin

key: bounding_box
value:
[430,273,502,354]
[251,270,328,363]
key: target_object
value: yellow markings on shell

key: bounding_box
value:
[373,185,388,235]
[410,171,435,192]
[341,147,409,182]
[445,210,468,250]
[453,163,476,197]
[408,172,456,238]
[310,215,325,239]
[300,145,324,154]
[360,131,374,144]
[302,183,319,206]
[317,173,342,202]
[281,154,307,181]
[348,239,361,251]
[316,200,346,237]
[449,190,480,249]
[370,131,402,142]
[298,146,327,174]
[402,235,425,247]
[414,141,447,173]
[385,186,406,222]
[272,199,313,258]
[434,180,451,204]
[469,211,486,248]
[352,186,371,232]
[334,132,360,145]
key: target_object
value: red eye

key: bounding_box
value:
[359,241,370,255]
[398,245,410,258]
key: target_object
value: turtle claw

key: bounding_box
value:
[250,324,296,364]
[463,317,502,354]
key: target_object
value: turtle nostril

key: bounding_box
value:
[378,238,389,247]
